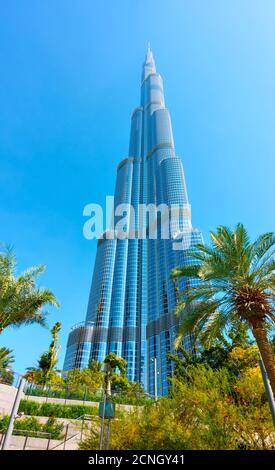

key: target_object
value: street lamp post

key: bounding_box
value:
[151,357,158,401]
[1,376,26,450]
[258,353,275,427]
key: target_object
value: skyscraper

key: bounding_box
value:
[64,47,203,396]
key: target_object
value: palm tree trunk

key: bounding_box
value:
[106,377,112,396]
[251,319,275,400]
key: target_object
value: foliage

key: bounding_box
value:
[88,360,102,374]
[81,339,274,450]
[101,353,148,403]
[168,324,258,382]
[64,367,103,395]
[25,383,101,401]
[103,353,127,394]
[18,399,98,419]
[0,415,63,439]
[81,361,274,450]
[171,223,275,397]
[0,369,14,385]
[24,351,147,405]
[0,347,15,385]
[0,245,59,332]
[39,417,64,439]
[25,322,62,386]
[169,342,259,384]
[24,350,144,401]
[0,346,14,369]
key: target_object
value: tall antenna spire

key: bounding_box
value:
[145,42,153,64]
[142,43,156,80]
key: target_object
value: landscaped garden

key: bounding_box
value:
[0,225,274,450]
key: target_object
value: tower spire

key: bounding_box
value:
[145,42,153,63]
[142,43,156,81]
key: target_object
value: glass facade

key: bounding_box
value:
[63,47,203,396]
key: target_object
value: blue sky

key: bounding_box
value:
[0,0,274,373]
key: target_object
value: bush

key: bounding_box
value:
[0,415,9,432]
[24,385,148,405]
[14,416,41,432]
[18,400,40,416]
[19,400,98,419]
[80,364,274,450]
[112,393,150,406]
[0,415,64,440]
[41,417,64,439]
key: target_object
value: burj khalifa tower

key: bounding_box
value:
[64,47,203,396]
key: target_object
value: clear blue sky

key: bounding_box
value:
[0,0,274,374]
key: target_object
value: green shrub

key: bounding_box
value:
[24,387,148,405]
[42,417,64,439]
[0,415,64,440]
[112,394,149,406]
[19,400,98,419]
[81,365,274,450]
[0,415,9,432]
[40,402,98,419]
[14,416,41,432]
[18,400,40,416]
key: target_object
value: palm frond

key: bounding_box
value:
[250,232,275,267]
[199,310,235,349]
[18,265,46,284]
[174,300,218,349]
[0,245,16,276]
[171,265,201,279]
[234,223,250,251]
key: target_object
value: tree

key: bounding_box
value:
[65,366,104,396]
[88,360,103,374]
[0,245,59,332]
[103,353,127,395]
[171,224,275,398]
[0,347,15,384]
[25,321,62,386]
[0,347,14,369]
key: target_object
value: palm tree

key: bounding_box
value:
[103,353,127,396]
[0,347,15,385]
[0,245,59,332]
[88,359,103,374]
[171,224,275,398]
[25,321,62,386]
[0,347,14,369]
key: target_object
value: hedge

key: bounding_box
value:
[0,415,63,439]
[19,400,99,419]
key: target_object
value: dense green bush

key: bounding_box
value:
[81,363,274,450]
[25,386,102,402]
[0,415,63,439]
[0,415,10,432]
[19,400,98,419]
[39,417,64,439]
[24,386,149,405]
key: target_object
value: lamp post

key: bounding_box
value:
[151,357,158,401]
[258,353,275,427]
[1,375,26,450]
